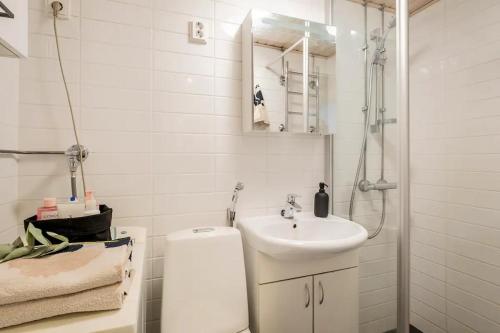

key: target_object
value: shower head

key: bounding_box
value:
[371,15,396,63]
[370,16,395,45]
[387,16,396,30]
[381,17,396,42]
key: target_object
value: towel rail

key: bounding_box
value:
[0,149,65,155]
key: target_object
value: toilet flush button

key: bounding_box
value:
[193,227,215,233]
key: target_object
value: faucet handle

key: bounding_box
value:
[287,193,300,203]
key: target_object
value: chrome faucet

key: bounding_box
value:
[281,194,302,219]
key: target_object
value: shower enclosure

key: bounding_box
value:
[333,0,500,332]
[333,0,404,331]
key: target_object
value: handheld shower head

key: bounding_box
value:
[381,17,396,43]
[371,15,396,66]
[387,16,396,30]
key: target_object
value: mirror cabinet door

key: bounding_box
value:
[242,9,336,135]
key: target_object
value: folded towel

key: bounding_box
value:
[0,277,131,328]
[253,84,270,126]
[0,238,132,306]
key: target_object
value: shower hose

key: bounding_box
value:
[52,2,87,195]
[348,61,386,240]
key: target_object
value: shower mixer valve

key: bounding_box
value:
[65,144,89,198]
[358,178,397,192]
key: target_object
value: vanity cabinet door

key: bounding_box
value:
[259,276,313,333]
[314,268,359,333]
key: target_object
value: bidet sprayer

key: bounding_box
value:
[227,182,244,226]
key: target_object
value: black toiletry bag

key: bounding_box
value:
[23,205,113,244]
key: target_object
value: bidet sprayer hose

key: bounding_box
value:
[52,1,87,196]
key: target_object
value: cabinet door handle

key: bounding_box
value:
[319,281,325,305]
[305,284,311,308]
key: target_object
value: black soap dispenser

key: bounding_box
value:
[314,182,329,218]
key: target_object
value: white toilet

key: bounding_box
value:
[161,226,251,333]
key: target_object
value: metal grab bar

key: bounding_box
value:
[0,149,65,155]
[0,147,87,199]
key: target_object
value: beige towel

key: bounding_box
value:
[0,279,129,328]
[0,242,131,306]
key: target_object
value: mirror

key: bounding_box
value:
[242,10,336,134]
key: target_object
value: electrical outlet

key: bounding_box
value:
[188,21,207,44]
[46,0,71,20]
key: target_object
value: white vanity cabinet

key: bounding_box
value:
[259,276,313,333]
[257,268,358,333]
[243,245,360,333]
[0,0,28,57]
[238,213,367,333]
[314,268,359,333]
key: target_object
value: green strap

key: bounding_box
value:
[0,224,69,263]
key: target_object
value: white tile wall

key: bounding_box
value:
[0,57,19,243]
[410,0,500,332]
[17,1,326,332]
[334,1,398,332]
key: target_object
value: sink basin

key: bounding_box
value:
[237,212,368,260]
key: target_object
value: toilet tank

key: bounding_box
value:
[162,227,249,333]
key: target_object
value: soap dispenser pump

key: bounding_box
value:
[314,182,329,218]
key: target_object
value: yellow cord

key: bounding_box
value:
[52,2,87,196]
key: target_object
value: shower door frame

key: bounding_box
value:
[325,0,410,331]
[396,0,410,332]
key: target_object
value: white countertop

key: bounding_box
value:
[2,227,148,333]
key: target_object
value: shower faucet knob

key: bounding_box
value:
[358,179,371,192]
[65,144,89,160]
[65,144,89,172]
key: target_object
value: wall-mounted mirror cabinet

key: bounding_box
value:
[242,10,336,135]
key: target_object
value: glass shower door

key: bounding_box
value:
[333,0,400,332]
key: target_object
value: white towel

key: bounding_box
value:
[0,241,132,306]
[253,84,270,125]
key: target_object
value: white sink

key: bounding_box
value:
[237,212,368,260]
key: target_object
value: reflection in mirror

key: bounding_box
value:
[242,10,336,134]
